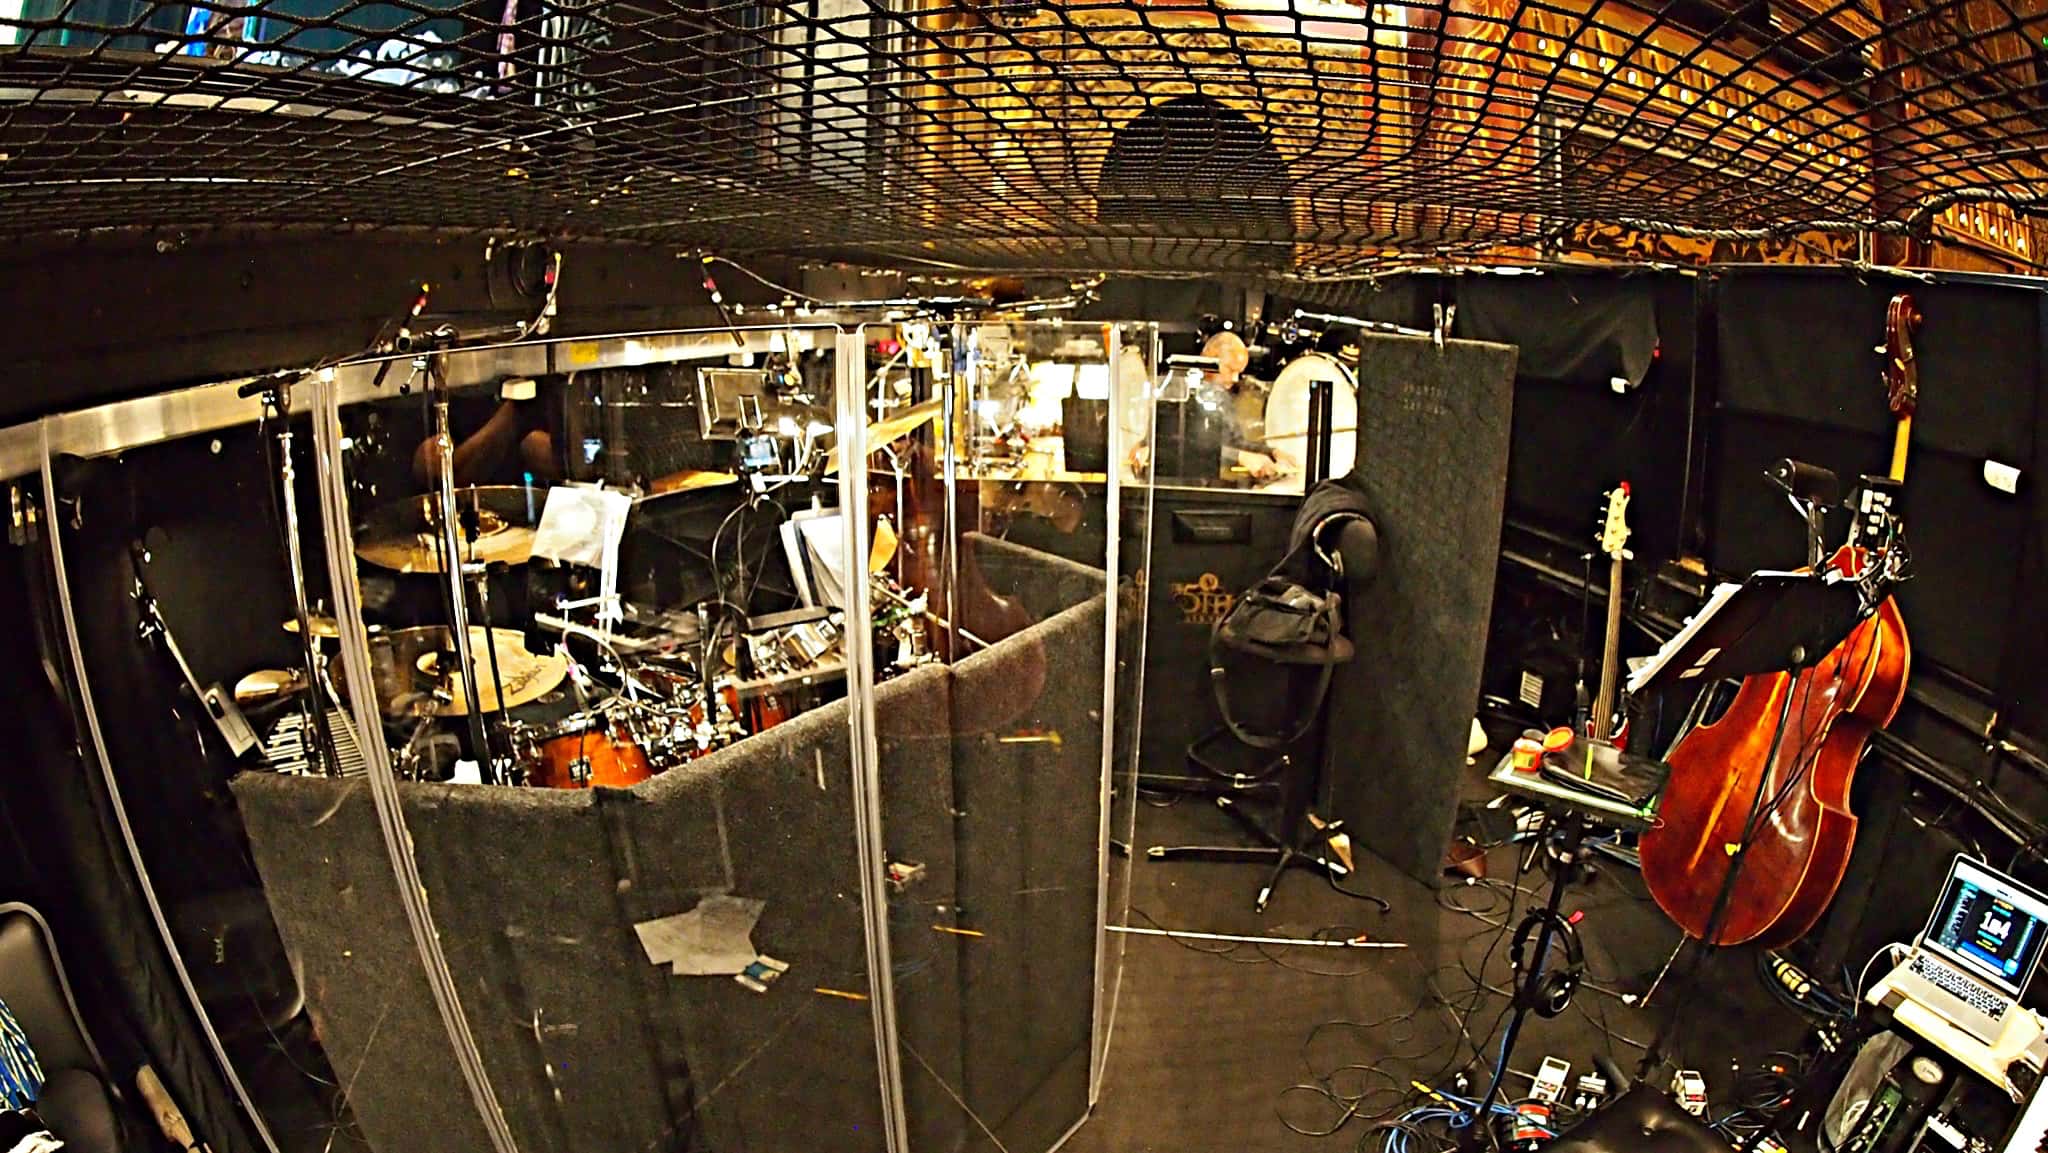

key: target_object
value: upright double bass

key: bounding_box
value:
[1638,297,1918,948]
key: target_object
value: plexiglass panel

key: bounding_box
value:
[305,327,899,1153]
[1098,323,1159,1097]
[852,320,1146,1153]
[1148,318,1359,498]
[30,327,885,1153]
[44,402,375,1153]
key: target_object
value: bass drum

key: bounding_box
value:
[1262,351,1358,478]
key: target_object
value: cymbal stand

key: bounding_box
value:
[255,374,337,777]
[467,557,519,785]
[424,354,497,782]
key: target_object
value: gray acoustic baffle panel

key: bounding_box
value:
[1328,333,1517,884]
[232,773,508,1153]
[234,535,1115,1153]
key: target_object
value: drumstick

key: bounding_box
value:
[137,1065,211,1153]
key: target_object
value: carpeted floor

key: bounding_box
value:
[1064,769,1813,1153]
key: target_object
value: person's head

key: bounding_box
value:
[1199,330,1249,388]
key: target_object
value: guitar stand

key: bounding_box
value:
[1457,806,1594,1153]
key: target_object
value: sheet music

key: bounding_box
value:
[1625,570,1809,695]
[1626,581,1741,695]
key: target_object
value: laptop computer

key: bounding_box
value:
[1871,854,2048,1043]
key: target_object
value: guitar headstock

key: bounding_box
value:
[1882,293,1920,419]
[1598,482,1632,560]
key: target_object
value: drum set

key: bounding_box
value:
[243,482,846,790]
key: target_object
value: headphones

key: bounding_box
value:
[1509,909,1585,1019]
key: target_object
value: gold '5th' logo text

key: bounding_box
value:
[1170,573,1236,625]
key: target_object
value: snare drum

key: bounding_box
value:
[511,691,654,790]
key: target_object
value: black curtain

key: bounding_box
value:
[1711,269,2041,695]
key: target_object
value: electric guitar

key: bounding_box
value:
[1589,482,1632,747]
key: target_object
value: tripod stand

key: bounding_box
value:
[1145,726,1353,913]
[1456,802,1597,1152]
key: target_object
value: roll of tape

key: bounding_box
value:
[1985,459,2023,495]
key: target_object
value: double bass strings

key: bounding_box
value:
[1751,627,1885,831]
[1641,626,1884,1078]
[1640,680,1804,1076]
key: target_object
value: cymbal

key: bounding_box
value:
[825,400,944,474]
[870,515,899,574]
[410,626,569,716]
[355,486,543,574]
[234,668,307,706]
[282,615,341,638]
[648,469,740,496]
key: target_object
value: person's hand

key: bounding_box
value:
[1236,450,1282,480]
[1129,443,1152,472]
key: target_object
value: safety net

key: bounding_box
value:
[3,0,2045,272]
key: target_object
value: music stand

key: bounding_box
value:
[1627,570,1872,701]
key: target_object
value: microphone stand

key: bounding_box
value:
[1456,809,1591,1153]
[470,555,519,784]
[424,354,497,781]
[251,374,338,777]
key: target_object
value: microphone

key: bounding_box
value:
[1768,459,1841,506]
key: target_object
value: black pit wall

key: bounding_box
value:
[1265,269,1698,569]
[42,424,346,1149]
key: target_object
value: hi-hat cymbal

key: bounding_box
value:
[234,668,307,706]
[824,400,944,474]
[410,626,568,716]
[282,615,341,638]
[356,486,544,574]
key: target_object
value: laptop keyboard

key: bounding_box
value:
[1910,954,2009,1020]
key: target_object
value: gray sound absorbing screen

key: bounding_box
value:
[1327,334,1517,884]
[233,537,1110,1153]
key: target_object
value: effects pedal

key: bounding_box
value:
[1532,1057,1571,1104]
[1672,1070,1709,1116]
[1571,1072,1609,1112]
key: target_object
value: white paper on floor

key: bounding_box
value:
[633,895,768,977]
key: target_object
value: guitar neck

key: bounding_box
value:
[1592,553,1625,740]
[1890,412,1913,483]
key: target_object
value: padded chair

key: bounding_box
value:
[1545,1085,1734,1153]
[0,904,128,1153]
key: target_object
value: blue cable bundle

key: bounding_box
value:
[1377,1088,1549,1153]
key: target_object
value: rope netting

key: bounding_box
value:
[3,0,2045,271]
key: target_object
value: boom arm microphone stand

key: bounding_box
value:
[244,372,338,776]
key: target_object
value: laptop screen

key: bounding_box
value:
[1922,855,2048,997]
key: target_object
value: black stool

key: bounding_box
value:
[1546,1086,1734,1153]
